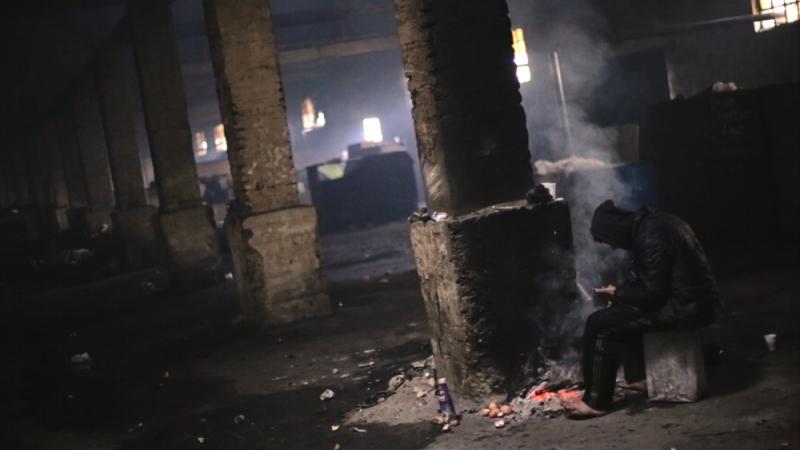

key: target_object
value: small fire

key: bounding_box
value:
[529,388,583,402]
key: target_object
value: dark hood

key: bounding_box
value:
[590,200,636,250]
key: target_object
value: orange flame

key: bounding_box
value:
[529,388,583,402]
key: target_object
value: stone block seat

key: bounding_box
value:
[644,325,720,402]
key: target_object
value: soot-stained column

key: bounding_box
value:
[59,113,91,231]
[204,0,330,324]
[130,2,222,287]
[43,118,71,230]
[396,0,578,398]
[395,0,532,217]
[96,44,160,269]
[73,74,115,231]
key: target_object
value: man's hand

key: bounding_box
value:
[593,285,617,306]
[594,285,617,296]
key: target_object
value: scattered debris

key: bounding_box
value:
[334,444,342,450]
[388,374,406,391]
[197,436,205,444]
[494,419,505,429]
[225,272,234,280]
[163,371,170,379]
[357,361,375,368]
[764,333,777,352]
[361,349,377,355]
[320,389,336,401]
[352,427,367,433]
[331,425,340,432]
[431,212,448,222]
[234,414,246,425]
[70,352,92,365]
[332,368,340,375]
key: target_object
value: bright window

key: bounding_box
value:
[194,131,208,156]
[214,124,227,152]
[512,28,531,84]
[754,0,800,31]
[363,117,383,143]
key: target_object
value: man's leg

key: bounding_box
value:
[579,305,653,411]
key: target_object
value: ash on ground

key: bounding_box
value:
[346,356,439,426]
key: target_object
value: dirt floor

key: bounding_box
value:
[0,222,798,450]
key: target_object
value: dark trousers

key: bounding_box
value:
[581,304,661,410]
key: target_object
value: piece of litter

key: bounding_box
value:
[334,444,342,450]
[331,425,340,431]
[234,414,246,424]
[361,349,377,355]
[431,211,448,222]
[225,272,234,280]
[320,389,335,400]
[357,361,375,368]
[70,352,92,365]
[352,427,367,433]
[163,371,170,379]
[442,423,451,432]
[197,437,205,444]
[494,419,505,429]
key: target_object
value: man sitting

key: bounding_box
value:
[565,200,720,418]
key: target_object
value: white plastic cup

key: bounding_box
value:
[764,333,777,352]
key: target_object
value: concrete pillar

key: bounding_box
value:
[57,113,91,231]
[395,0,578,398]
[395,0,532,217]
[96,44,159,269]
[130,2,222,287]
[203,0,330,324]
[43,118,71,230]
[73,74,115,231]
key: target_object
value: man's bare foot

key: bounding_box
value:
[561,399,607,419]
[618,379,648,393]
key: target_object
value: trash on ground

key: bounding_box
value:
[197,436,205,444]
[331,424,340,431]
[357,361,375,368]
[494,419,505,429]
[234,414,246,424]
[352,427,367,433]
[320,389,335,401]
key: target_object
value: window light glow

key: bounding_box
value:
[214,124,227,152]
[302,98,326,134]
[516,65,532,84]
[194,131,208,156]
[363,117,383,143]
[754,0,799,31]
[512,28,531,84]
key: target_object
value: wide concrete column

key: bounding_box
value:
[203,0,330,324]
[96,44,160,269]
[58,113,91,231]
[43,118,71,230]
[395,0,532,216]
[395,0,578,398]
[129,2,222,287]
[73,74,116,231]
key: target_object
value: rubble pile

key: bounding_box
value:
[346,356,438,426]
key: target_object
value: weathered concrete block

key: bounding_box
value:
[158,205,223,288]
[227,205,330,325]
[644,330,707,402]
[410,200,577,398]
[114,206,160,270]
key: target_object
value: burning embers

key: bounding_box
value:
[502,382,585,421]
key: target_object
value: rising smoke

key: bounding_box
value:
[509,0,633,383]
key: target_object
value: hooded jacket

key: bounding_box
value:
[591,200,720,327]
